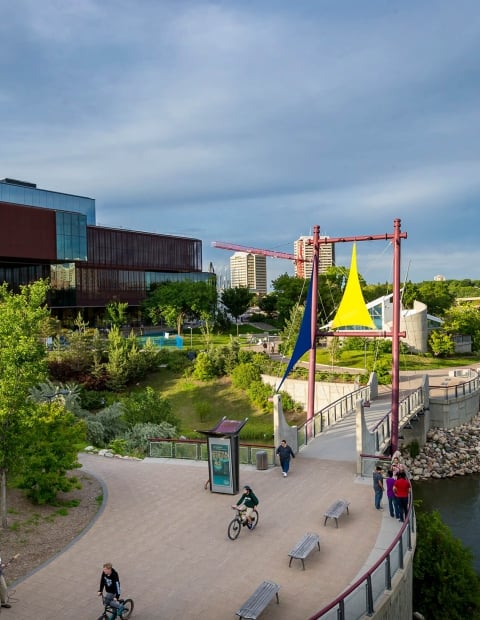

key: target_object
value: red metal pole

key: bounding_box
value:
[390,218,402,454]
[307,225,320,431]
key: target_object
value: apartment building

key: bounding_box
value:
[294,235,335,278]
[229,252,267,295]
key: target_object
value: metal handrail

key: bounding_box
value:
[308,501,415,620]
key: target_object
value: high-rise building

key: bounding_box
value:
[294,235,335,278]
[229,252,267,295]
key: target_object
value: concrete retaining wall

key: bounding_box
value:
[262,374,355,409]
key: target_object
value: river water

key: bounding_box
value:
[414,475,480,573]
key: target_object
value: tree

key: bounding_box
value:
[414,508,480,619]
[220,287,254,334]
[258,293,278,318]
[441,303,480,352]
[143,281,217,335]
[428,330,454,357]
[105,301,129,328]
[414,280,455,317]
[0,280,51,527]
[271,274,308,325]
[19,401,86,504]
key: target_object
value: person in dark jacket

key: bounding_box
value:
[276,439,295,477]
[98,563,125,616]
[232,485,259,529]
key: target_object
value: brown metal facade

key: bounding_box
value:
[87,226,202,270]
[0,200,206,311]
[0,201,56,260]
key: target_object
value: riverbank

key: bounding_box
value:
[401,413,480,480]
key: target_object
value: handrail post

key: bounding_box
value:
[366,575,374,616]
[385,555,392,590]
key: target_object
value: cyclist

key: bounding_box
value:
[232,485,259,529]
[98,562,125,617]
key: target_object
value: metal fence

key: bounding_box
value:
[308,503,415,620]
[148,438,276,466]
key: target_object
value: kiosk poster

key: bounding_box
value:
[209,437,232,492]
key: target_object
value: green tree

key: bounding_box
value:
[19,401,86,504]
[442,303,480,352]
[428,330,454,357]
[414,280,455,317]
[0,280,51,527]
[271,274,308,325]
[105,301,129,328]
[220,287,254,334]
[258,293,278,318]
[414,508,480,619]
[278,303,304,357]
[143,281,217,335]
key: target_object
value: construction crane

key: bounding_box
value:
[211,240,309,264]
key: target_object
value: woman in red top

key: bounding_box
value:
[393,471,411,522]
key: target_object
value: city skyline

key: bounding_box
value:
[2,1,480,288]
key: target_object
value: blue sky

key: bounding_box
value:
[2,1,480,289]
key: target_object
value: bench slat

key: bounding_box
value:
[288,532,320,569]
[236,580,280,619]
[324,499,350,528]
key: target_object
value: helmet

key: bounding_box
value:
[244,485,252,491]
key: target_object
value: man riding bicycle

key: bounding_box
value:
[232,485,259,529]
[98,562,125,617]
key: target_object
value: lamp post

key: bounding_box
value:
[188,326,193,348]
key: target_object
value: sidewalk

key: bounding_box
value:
[8,452,387,620]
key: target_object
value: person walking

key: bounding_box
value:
[276,439,295,477]
[373,466,384,510]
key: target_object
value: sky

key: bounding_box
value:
[2,0,480,290]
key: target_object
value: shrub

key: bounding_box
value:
[246,381,274,412]
[413,506,480,619]
[125,422,177,456]
[192,351,217,381]
[121,387,178,429]
[231,363,261,390]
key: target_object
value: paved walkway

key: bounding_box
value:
[7,368,442,619]
[6,445,398,620]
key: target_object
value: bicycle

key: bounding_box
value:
[97,596,134,620]
[227,506,259,540]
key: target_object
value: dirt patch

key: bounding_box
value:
[1,471,103,585]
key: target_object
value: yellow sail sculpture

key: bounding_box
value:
[331,243,375,329]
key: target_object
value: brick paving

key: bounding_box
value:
[7,452,381,620]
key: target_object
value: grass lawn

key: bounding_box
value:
[139,369,279,443]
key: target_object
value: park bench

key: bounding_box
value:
[323,499,350,528]
[235,580,280,620]
[288,532,320,570]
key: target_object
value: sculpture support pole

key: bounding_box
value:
[390,218,402,454]
[307,225,320,434]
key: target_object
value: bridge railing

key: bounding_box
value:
[297,385,370,447]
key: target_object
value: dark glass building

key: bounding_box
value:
[0,178,213,323]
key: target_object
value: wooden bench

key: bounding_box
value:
[288,532,320,569]
[235,580,280,619]
[324,499,350,528]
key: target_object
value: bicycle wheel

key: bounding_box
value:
[120,599,134,619]
[251,509,259,530]
[96,614,107,620]
[228,517,241,540]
